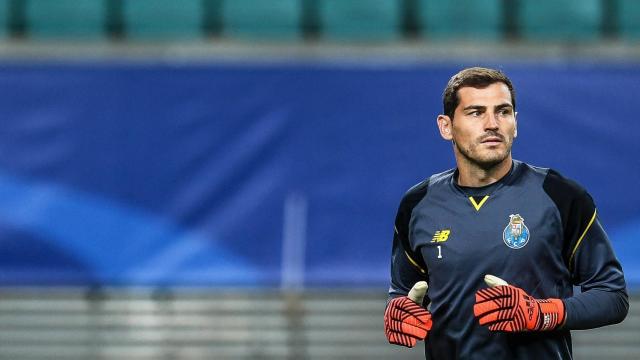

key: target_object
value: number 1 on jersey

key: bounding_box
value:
[437,245,442,259]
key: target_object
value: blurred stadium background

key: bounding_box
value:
[0,0,638,359]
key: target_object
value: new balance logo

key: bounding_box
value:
[431,230,451,243]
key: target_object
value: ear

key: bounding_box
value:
[437,115,453,141]
[513,112,518,138]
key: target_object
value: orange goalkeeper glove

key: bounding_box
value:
[473,275,565,332]
[384,281,432,348]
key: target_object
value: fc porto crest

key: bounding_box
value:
[503,214,530,249]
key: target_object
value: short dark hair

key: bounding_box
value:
[442,67,516,119]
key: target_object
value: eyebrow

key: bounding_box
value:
[462,103,513,111]
[495,103,514,110]
[462,105,486,111]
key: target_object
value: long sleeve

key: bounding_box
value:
[563,217,628,329]
[389,227,428,302]
[388,181,430,307]
[543,169,628,330]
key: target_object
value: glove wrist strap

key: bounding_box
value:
[536,298,565,331]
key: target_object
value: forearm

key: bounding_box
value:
[562,288,629,330]
[561,212,629,329]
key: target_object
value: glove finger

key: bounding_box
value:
[401,320,428,339]
[386,325,426,341]
[386,305,418,323]
[389,318,428,339]
[387,298,431,325]
[477,308,511,325]
[400,300,431,318]
[386,330,418,348]
[402,311,432,329]
[488,321,516,332]
[475,287,509,303]
[402,307,432,327]
[473,299,506,318]
[385,299,410,321]
[414,312,432,329]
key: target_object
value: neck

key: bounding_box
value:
[456,155,513,187]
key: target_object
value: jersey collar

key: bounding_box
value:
[450,160,520,198]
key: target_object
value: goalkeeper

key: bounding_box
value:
[385,67,628,359]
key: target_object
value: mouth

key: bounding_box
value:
[480,136,503,145]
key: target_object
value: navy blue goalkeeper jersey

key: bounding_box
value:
[388,160,628,360]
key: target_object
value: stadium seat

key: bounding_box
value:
[26,0,105,39]
[320,0,401,41]
[0,0,8,38]
[223,0,300,40]
[619,0,640,39]
[418,0,502,40]
[519,0,602,41]
[123,0,202,40]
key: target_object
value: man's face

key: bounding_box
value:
[439,82,517,169]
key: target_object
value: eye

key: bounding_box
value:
[498,108,513,116]
[468,110,481,117]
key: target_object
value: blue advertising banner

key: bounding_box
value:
[0,62,638,287]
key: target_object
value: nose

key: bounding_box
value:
[485,114,499,130]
